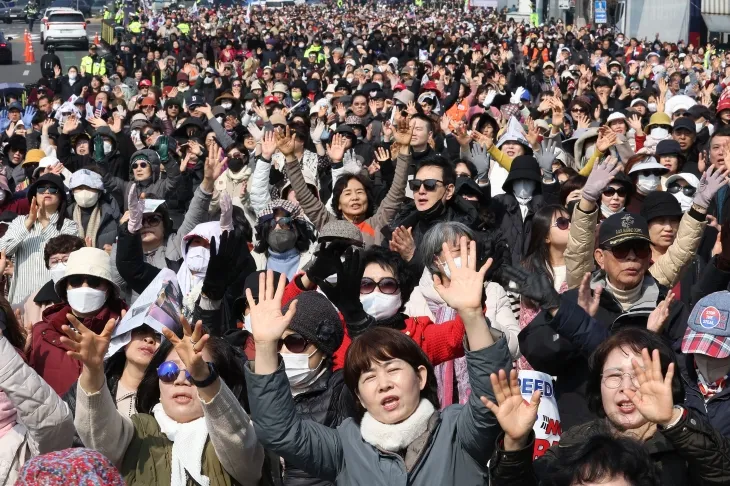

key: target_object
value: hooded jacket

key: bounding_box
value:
[94,127,136,182]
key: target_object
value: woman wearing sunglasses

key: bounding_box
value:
[0,173,78,305]
[28,247,127,397]
[598,171,634,219]
[72,313,266,486]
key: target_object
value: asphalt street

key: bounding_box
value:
[0,18,102,83]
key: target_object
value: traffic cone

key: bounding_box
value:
[94,33,100,46]
[26,43,35,64]
[23,32,30,64]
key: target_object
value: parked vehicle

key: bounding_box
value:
[0,32,12,64]
[1,0,28,23]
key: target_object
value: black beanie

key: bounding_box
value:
[640,191,683,223]
[283,291,344,357]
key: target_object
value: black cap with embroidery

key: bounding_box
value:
[598,212,651,249]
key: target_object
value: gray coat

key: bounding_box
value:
[245,337,512,486]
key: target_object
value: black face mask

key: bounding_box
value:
[418,199,446,221]
[227,155,246,173]
[267,229,297,253]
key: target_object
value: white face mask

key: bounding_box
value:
[360,292,402,321]
[52,103,61,111]
[695,122,705,133]
[69,72,77,80]
[647,102,657,113]
[673,192,693,212]
[298,42,305,48]
[186,246,210,273]
[74,189,100,208]
[281,350,321,386]
[243,314,252,332]
[650,127,668,139]
[512,180,536,200]
[221,102,233,110]
[600,202,624,218]
[204,77,214,84]
[438,255,471,279]
[0,191,5,204]
[50,262,67,285]
[103,141,113,155]
[637,173,660,193]
[66,286,107,314]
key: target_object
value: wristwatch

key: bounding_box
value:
[189,362,219,388]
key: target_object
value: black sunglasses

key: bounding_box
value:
[605,241,651,259]
[36,185,59,194]
[142,130,155,138]
[570,108,587,113]
[552,216,570,230]
[667,183,696,197]
[67,275,104,288]
[408,179,444,192]
[132,161,149,169]
[142,214,163,227]
[360,277,400,295]
[603,187,628,198]
[278,333,310,353]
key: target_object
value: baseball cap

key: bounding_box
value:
[598,212,651,249]
[188,93,204,108]
[139,79,152,88]
[682,291,730,358]
[672,117,695,134]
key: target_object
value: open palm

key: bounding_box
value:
[481,369,540,445]
[60,313,117,371]
[246,270,297,344]
[432,236,490,312]
[624,348,676,425]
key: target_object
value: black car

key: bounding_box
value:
[49,0,89,17]
[0,0,28,23]
[0,32,12,63]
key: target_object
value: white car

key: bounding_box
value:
[42,10,88,50]
[40,7,75,44]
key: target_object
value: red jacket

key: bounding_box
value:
[29,299,127,396]
[282,276,466,371]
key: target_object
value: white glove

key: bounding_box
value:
[310,121,326,144]
[510,87,527,105]
[247,122,263,143]
[483,90,497,108]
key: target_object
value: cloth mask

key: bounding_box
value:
[281,350,319,386]
[103,141,113,155]
[636,173,660,193]
[696,354,730,383]
[360,291,402,321]
[696,122,705,133]
[650,127,669,139]
[512,180,536,200]
[673,192,693,212]
[74,189,100,208]
[67,287,107,314]
[268,229,297,253]
[186,246,210,273]
[221,102,233,110]
[50,262,67,285]
[227,156,245,173]
[292,92,302,101]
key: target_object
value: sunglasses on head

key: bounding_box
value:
[552,216,570,230]
[132,161,149,169]
[603,187,628,198]
[408,179,443,192]
[278,333,310,353]
[667,183,696,197]
[360,277,400,295]
[67,275,105,288]
[604,241,651,259]
[36,185,59,194]
[157,360,193,383]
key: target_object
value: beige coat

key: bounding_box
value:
[565,204,706,289]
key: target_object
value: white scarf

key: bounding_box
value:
[360,398,436,452]
[152,403,210,486]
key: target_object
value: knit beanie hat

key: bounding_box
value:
[16,448,125,485]
[282,291,343,356]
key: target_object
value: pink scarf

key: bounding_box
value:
[0,391,17,438]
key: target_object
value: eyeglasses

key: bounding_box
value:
[360,277,400,295]
[157,360,193,383]
[37,185,59,194]
[49,255,69,266]
[602,187,628,198]
[552,217,570,230]
[67,275,104,288]
[667,183,696,197]
[132,161,149,169]
[277,333,310,353]
[142,214,163,227]
[408,179,444,192]
[604,241,651,259]
[601,371,642,389]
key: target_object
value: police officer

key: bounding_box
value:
[26,0,38,32]
[80,44,106,76]
[128,15,142,34]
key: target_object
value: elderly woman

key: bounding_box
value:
[0,174,78,304]
[246,242,511,484]
[67,168,121,250]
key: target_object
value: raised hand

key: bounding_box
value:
[647,291,674,334]
[536,138,559,175]
[393,117,414,146]
[246,270,297,344]
[374,146,390,163]
[481,369,541,451]
[310,121,326,144]
[219,192,233,232]
[624,348,676,426]
[261,130,277,160]
[161,315,211,383]
[577,272,603,317]
[501,265,561,312]
[596,126,618,152]
[432,236,491,313]
[389,226,415,261]
[326,133,348,162]
[276,126,297,156]
[60,314,117,372]
[581,156,621,203]
[693,165,730,209]
[204,146,225,184]
[126,184,145,233]
[24,198,38,230]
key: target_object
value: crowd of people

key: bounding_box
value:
[2,0,730,484]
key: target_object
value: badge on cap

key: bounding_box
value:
[621,214,634,229]
[700,306,721,329]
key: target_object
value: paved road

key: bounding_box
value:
[0,18,102,83]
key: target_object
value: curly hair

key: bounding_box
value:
[360,246,415,312]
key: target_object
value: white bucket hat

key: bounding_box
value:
[54,247,121,298]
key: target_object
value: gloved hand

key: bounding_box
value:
[310,121,326,144]
[0,109,9,132]
[156,135,169,162]
[127,184,144,233]
[501,265,561,312]
[246,123,263,143]
[219,192,233,232]
[306,240,352,285]
[482,89,497,108]
[93,135,105,163]
[581,156,621,203]
[535,138,559,178]
[510,87,527,105]
[470,141,490,173]
[21,106,36,127]
[693,165,729,209]
[202,231,247,301]
[315,247,368,324]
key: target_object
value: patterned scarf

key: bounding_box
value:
[697,369,728,399]
[73,204,102,247]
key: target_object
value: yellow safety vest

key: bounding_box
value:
[103,10,111,19]
[177,23,189,34]
[80,55,106,76]
[128,21,141,33]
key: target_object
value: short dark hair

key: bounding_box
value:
[559,174,587,207]
[709,125,730,145]
[410,113,434,133]
[352,92,369,104]
[44,235,85,269]
[454,159,478,179]
[416,155,456,187]
[343,327,439,420]
[330,173,375,220]
[360,246,415,311]
[554,166,577,180]
[543,432,662,486]
[586,328,683,419]
[593,75,614,89]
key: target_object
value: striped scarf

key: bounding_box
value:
[73,204,101,247]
